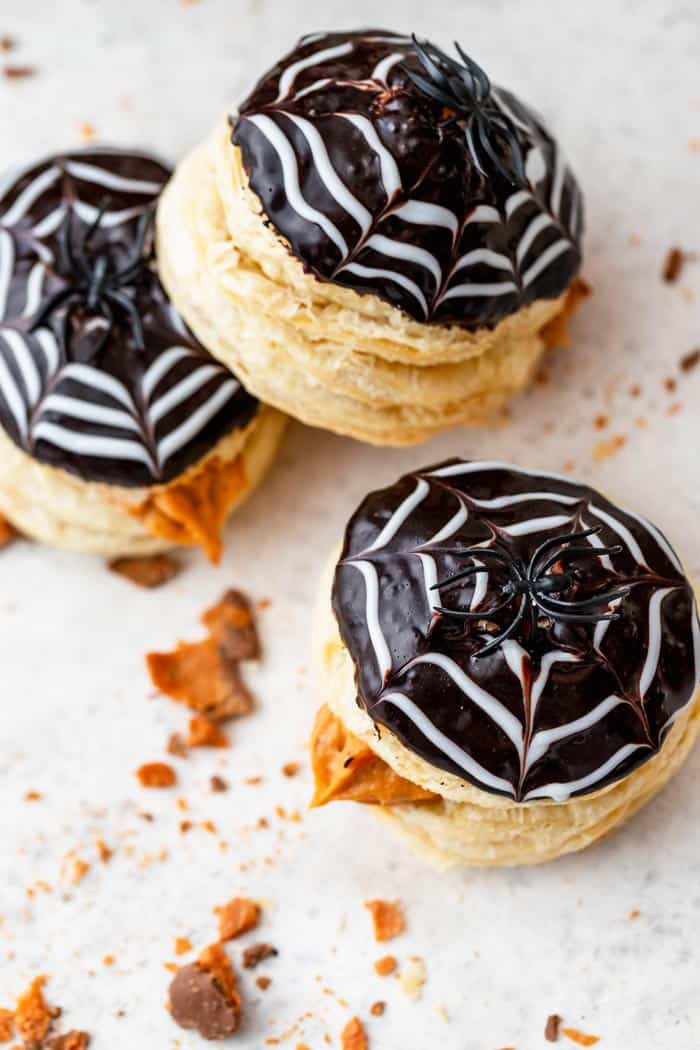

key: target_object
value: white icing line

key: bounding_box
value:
[404,652,524,759]
[589,503,646,566]
[0,328,41,404]
[502,514,571,537]
[428,460,573,484]
[60,363,135,410]
[550,149,566,217]
[440,280,517,303]
[452,247,513,274]
[141,345,192,400]
[34,327,59,374]
[0,166,61,226]
[381,690,516,796]
[417,553,440,613]
[157,377,239,466]
[469,490,579,510]
[639,587,675,699]
[0,338,28,437]
[470,558,488,610]
[530,650,579,718]
[505,190,531,218]
[342,262,428,317]
[22,261,45,317]
[290,77,331,101]
[275,42,353,101]
[72,201,150,228]
[338,113,402,201]
[465,204,501,224]
[423,502,468,546]
[31,419,155,469]
[0,230,14,320]
[526,695,624,771]
[365,233,441,287]
[30,205,66,238]
[347,560,392,681]
[516,213,554,265]
[150,364,223,426]
[393,199,459,235]
[524,743,645,802]
[246,114,348,260]
[38,393,139,431]
[371,51,404,84]
[286,114,372,236]
[525,146,547,186]
[361,478,429,554]
[522,239,572,288]
[64,160,163,195]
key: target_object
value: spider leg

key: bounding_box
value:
[30,287,77,331]
[538,586,631,612]
[538,543,623,577]
[105,289,145,349]
[453,42,491,101]
[431,564,494,591]
[434,591,516,620]
[528,527,603,577]
[473,593,528,658]
[535,595,620,624]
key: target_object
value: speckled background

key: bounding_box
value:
[1,1,700,1047]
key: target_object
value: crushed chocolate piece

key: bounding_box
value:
[166,732,188,758]
[44,1032,90,1050]
[680,348,700,372]
[255,976,271,991]
[3,64,35,78]
[545,1014,562,1041]
[365,900,405,942]
[210,775,228,793]
[373,955,397,977]
[147,638,253,720]
[241,943,277,969]
[662,246,685,283]
[370,1001,385,1017]
[340,1016,367,1050]
[188,716,229,749]
[169,943,241,1041]
[561,1028,599,1047]
[202,590,260,662]
[215,897,260,941]
[14,976,57,1043]
[109,553,181,588]
[136,762,176,788]
[281,761,300,778]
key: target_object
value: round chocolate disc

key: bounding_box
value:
[0,149,258,487]
[233,30,583,328]
[332,460,699,802]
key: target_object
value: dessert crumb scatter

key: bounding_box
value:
[108,553,181,588]
[215,897,260,941]
[662,246,685,283]
[562,1027,599,1046]
[24,790,42,801]
[680,348,700,372]
[136,762,176,788]
[364,899,405,942]
[282,761,300,777]
[166,732,188,757]
[188,715,229,748]
[242,942,278,968]
[545,1014,562,1041]
[400,956,426,1000]
[0,35,16,50]
[174,937,193,956]
[370,1001,385,1017]
[256,976,272,991]
[627,908,641,920]
[2,64,36,78]
[169,943,242,1040]
[591,434,626,462]
[210,774,228,792]
[340,1016,368,1050]
[373,955,397,977]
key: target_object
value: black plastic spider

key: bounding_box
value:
[31,199,155,353]
[431,527,630,658]
[401,35,527,185]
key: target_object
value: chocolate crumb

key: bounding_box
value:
[370,1001,385,1017]
[545,1013,562,1041]
[282,761,300,777]
[201,589,260,662]
[255,975,271,991]
[242,942,277,969]
[663,246,684,283]
[109,553,181,588]
[210,775,228,793]
[3,64,36,78]
[680,348,700,373]
[169,945,241,1040]
[0,35,16,51]
[166,732,188,758]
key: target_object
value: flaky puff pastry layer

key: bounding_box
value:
[312,552,700,867]
[0,406,285,558]
[156,126,583,446]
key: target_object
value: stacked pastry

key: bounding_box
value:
[311,460,700,866]
[0,149,285,561]
[157,30,586,446]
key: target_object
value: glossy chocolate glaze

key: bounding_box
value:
[0,149,258,487]
[233,30,583,328]
[332,460,699,802]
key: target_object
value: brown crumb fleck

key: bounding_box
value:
[169,943,241,1040]
[242,942,277,969]
[593,414,608,429]
[78,121,96,142]
[71,858,90,885]
[545,1013,562,1041]
[0,36,16,51]
[365,899,405,942]
[102,955,115,967]
[109,553,180,588]
[96,838,113,863]
[0,515,15,547]
[628,383,642,397]
[24,790,42,801]
[45,1032,90,1050]
[3,65,36,79]
[14,976,57,1043]
[136,762,176,788]
[201,589,260,661]
[592,434,626,462]
[562,1028,599,1047]
[174,937,193,956]
[340,1017,367,1050]
[627,909,641,920]
[370,1001,385,1017]
[245,775,263,786]
[188,715,229,748]
[210,775,228,792]
[680,348,700,372]
[373,954,397,976]
[166,732,188,758]
[255,976,271,991]
[215,897,260,941]
[664,376,677,392]
[282,761,300,777]
[663,246,685,283]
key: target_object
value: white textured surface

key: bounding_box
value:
[1,1,700,1047]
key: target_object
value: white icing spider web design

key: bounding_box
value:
[337,461,700,802]
[0,151,246,485]
[236,32,583,324]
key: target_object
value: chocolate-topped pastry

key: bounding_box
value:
[234,31,582,327]
[0,148,286,561]
[156,29,588,446]
[311,461,700,866]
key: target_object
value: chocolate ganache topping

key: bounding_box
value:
[332,460,700,802]
[0,149,258,487]
[233,30,583,328]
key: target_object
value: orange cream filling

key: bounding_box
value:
[130,453,247,564]
[310,704,437,808]
[540,276,591,349]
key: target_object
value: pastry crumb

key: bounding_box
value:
[174,937,193,956]
[242,942,277,969]
[136,762,176,788]
[591,434,626,462]
[169,943,241,1040]
[562,1027,599,1047]
[545,1014,562,1041]
[215,897,260,941]
[210,774,228,792]
[0,514,15,547]
[370,1001,385,1017]
[373,955,397,977]
[2,64,36,78]
[340,1016,367,1050]
[400,956,426,1000]
[109,553,181,588]
[256,976,272,991]
[188,715,229,748]
[166,732,188,757]
[282,761,300,777]
[364,899,405,942]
